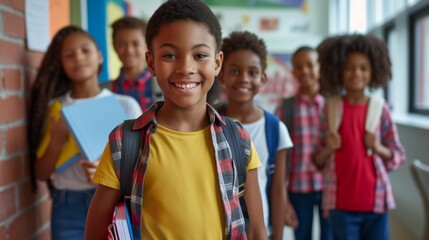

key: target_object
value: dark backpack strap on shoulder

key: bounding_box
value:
[264,110,280,227]
[121,119,141,214]
[264,110,280,175]
[220,116,249,229]
[282,97,295,134]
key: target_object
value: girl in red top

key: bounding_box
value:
[314,34,406,240]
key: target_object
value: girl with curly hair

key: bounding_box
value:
[314,34,406,240]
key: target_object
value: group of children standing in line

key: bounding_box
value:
[27,0,406,239]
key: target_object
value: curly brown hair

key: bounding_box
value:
[221,31,267,71]
[27,26,100,191]
[317,34,392,97]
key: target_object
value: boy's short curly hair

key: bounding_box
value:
[145,0,222,52]
[317,34,392,97]
[221,31,267,71]
[111,16,147,40]
[292,46,316,59]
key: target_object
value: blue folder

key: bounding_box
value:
[60,95,129,162]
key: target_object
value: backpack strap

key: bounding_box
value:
[220,116,249,229]
[264,110,280,227]
[281,97,295,134]
[365,96,385,155]
[120,119,141,214]
[327,96,342,132]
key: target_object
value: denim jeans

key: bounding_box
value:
[51,187,96,240]
[330,209,389,240]
[289,191,332,240]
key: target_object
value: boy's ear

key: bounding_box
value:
[214,51,224,77]
[261,72,268,85]
[145,51,156,76]
[98,51,103,65]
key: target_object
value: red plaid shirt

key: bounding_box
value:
[108,101,249,239]
[319,100,406,213]
[277,93,325,193]
[112,69,153,111]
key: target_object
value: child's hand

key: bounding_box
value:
[327,132,341,152]
[364,132,378,152]
[284,200,299,229]
[50,115,68,147]
[81,159,100,185]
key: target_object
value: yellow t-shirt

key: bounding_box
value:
[36,100,80,169]
[94,124,261,239]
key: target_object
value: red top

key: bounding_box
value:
[334,99,376,211]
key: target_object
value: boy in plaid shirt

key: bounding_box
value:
[109,16,162,111]
[85,1,267,239]
[276,46,332,240]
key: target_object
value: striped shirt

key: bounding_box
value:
[108,101,250,239]
[112,69,153,111]
[277,93,325,193]
[319,100,406,213]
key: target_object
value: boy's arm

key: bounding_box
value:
[270,149,286,240]
[244,169,268,240]
[84,185,121,240]
[313,131,341,169]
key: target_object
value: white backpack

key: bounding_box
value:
[327,96,385,156]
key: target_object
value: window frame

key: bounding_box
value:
[409,3,429,115]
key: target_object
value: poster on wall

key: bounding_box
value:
[25,0,50,52]
[203,0,306,8]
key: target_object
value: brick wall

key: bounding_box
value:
[0,0,51,239]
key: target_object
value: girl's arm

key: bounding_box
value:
[244,169,268,240]
[313,131,341,169]
[84,184,121,240]
[35,116,68,180]
[270,149,287,240]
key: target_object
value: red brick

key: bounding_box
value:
[9,199,51,240]
[0,95,25,124]
[11,0,24,12]
[0,0,10,6]
[33,227,51,240]
[9,207,37,240]
[3,11,25,39]
[0,225,6,240]
[5,125,27,154]
[0,156,24,186]
[0,187,17,222]
[4,68,21,91]
[0,129,2,156]
[18,179,50,210]
[0,39,21,64]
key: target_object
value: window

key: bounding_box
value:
[383,23,396,104]
[410,7,429,115]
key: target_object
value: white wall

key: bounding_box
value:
[131,0,330,54]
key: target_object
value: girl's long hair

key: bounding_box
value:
[27,26,97,191]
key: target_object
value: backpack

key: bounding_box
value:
[327,96,385,155]
[281,97,295,176]
[118,117,251,227]
[213,103,280,227]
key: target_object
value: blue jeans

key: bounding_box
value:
[330,209,389,240]
[289,191,332,240]
[51,187,95,240]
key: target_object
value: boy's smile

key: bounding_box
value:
[146,20,223,109]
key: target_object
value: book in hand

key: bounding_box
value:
[60,95,129,162]
[108,201,134,240]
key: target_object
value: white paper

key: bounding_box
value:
[25,0,50,52]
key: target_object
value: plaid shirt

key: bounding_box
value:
[319,100,406,213]
[108,101,248,239]
[112,69,153,111]
[277,93,325,193]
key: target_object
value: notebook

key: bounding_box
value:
[60,95,129,162]
[108,201,134,240]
